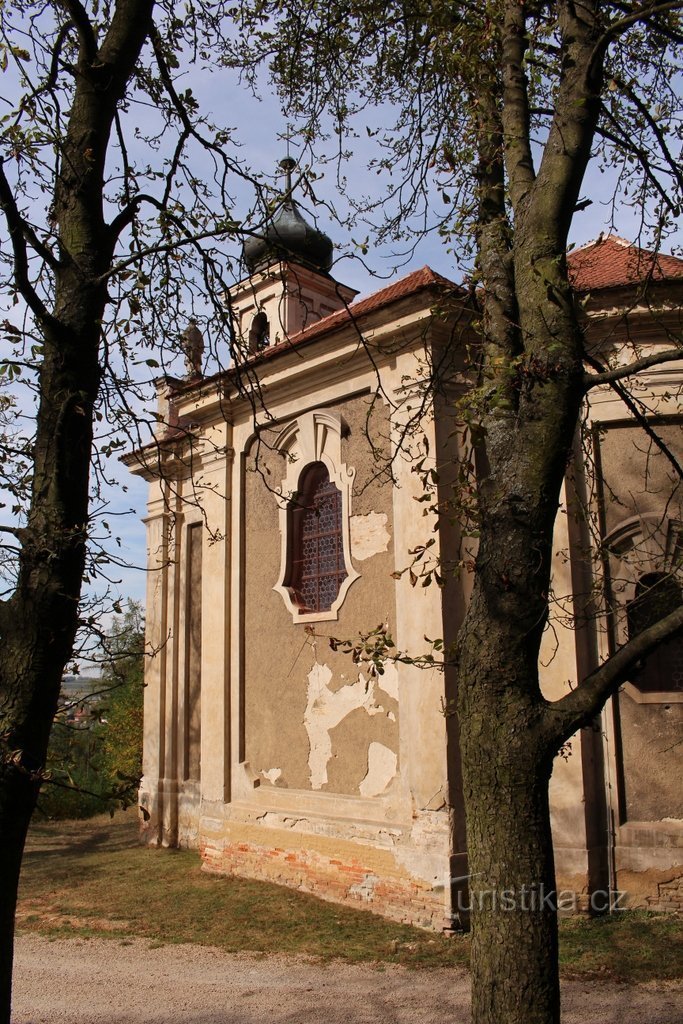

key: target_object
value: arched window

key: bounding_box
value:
[627,572,683,693]
[273,411,360,621]
[284,462,348,613]
[248,311,270,352]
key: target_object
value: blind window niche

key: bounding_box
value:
[184,522,202,781]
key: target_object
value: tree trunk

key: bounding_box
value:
[468,796,559,1022]
[0,765,38,1022]
[0,7,154,1021]
[454,364,581,1023]
[0,312,102,1023]
[458,668,559,1024]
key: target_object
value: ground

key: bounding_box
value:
[11,811,683,1023]
[11,934,683,1024]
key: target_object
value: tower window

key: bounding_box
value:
[249,311,270,352]
[285,462,348,613]
[627,572,683,693]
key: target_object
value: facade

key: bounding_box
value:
[125,206,683,928]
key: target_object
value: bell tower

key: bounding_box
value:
[230,158,357,356]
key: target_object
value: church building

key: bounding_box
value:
[124,162,683,928]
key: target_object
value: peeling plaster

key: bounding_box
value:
[260,768,282,785]
[393,810,451,884]
[304,662,386,790]
[350,512,390,561]
[377,662,399,701]
[349,873,381,901]
[256,812,308,830]
[359,742,398,798]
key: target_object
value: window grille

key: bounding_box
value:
[286,462,348,613]
[627,572,683,693]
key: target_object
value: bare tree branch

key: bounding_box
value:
[0,160,58,327]
[55,0,97,62]
[101,202,239,281]
[502,0,535,208]
[589,1,683,76]
[584,352,683,477]
[547,603,683,742]
[0,526,22,539]
[583,346,683,388]
[596,115,678,213]
[612,74,683,193]
[530,0,603,236]
[30,19,74,99]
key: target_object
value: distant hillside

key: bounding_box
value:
[60,675,102,699]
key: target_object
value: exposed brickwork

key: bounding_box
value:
[646,875,683,914]
[200,836,447,931]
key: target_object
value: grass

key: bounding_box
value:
[18,812,462,968]
[17,812,682,982]
[559,912,682,982]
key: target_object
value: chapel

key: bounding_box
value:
[125,161,683,927]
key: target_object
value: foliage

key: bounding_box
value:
[36,601,144,820]
[34,716,104,821]
[227,0,683,263]
[0,1,272,594]
[225,4,683,1024]
[0,3,281,1017]
[98,601,145,798]
[0,2,681,1023]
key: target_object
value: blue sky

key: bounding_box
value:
[109,70,683,616]
[1,48,668,648]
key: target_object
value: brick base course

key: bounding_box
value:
[646,875,683,914]
[200,835,447,931]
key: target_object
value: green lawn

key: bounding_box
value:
[17,812,682,981]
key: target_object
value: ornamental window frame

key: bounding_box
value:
[273,410,359,622]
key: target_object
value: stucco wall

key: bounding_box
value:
[618,699,683,820]
[598,421,683,535]
[597,419,683,824]
[242,396,399,797]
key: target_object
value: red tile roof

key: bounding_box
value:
[568,235,683,292]
[256,265,462,361]
[330,263,459,322]
[170,240,681,399]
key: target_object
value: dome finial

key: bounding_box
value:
[279,156,296,197]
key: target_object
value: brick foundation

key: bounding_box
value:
[200,833,447,931]
[646,875,683,914]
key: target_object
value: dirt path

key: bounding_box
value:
[12,934,683,1024]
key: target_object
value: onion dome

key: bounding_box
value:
[243,158,334,274]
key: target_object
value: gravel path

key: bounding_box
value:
[12,934,683,1024]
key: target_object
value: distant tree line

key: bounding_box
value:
[37,602,144,820]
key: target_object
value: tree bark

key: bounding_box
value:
[454,3,609,1018]
[0,5,154,1020]
[459,712,558,1023]
[457,461,569,1024]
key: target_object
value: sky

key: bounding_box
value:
[108,71,683,621]
[108,66,683,618]
[1,13,680,659]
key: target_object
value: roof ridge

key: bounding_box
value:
[569,233,633,256]
[261,263,461,354]
[349,264,454,305]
